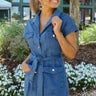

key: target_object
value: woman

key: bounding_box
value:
[21,0,78,96]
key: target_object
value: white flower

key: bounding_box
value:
[84,81,87,84]
[72,87,76,91]
[81,61,86,65]
[93,78,96,82]
[68,78,73,84]
[82,87,86,91]
[1,90,4,95]
[88,78,91,82]
[5,93,8,96]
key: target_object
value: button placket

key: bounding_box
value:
[38,36,41,49]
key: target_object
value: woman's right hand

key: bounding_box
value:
[21,61,31,72]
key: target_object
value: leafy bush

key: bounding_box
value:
[79,23,96,43]
[0,21,30,61]
[65,61,96,91]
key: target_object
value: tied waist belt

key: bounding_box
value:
[24,53,62,96]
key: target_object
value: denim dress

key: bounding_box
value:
[23,8,78,96]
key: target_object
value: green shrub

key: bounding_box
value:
[79,23,96,43]
[0,21,30,61]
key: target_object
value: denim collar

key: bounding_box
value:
[31,8,62,35]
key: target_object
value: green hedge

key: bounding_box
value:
[0,21,30,61]
[79,23,96,43]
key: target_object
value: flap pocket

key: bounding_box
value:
[43,67,64,74]
[47,31,56,38]
[25,32,34,39]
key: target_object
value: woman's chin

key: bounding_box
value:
[50,3,59,8]
[49,5,59,8]
[44,3,59,9]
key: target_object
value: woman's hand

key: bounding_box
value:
[21,61,31,72]
[51,16,62,34]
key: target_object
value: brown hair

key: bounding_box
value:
[29,0,40,15]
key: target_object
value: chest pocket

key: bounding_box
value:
[47,31,56,38]
[26,32,34,39]
[26,32,35,49]
[45,29,60,50]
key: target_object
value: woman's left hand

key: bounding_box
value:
[51,16,62,34]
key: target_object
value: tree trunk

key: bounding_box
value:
[70,0,80,50]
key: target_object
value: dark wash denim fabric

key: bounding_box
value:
[23,8,78,96]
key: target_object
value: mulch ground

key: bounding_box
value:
[0,43,96,96]
[63,43,96,68]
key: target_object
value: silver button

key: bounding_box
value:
[52,69,55,71]
[38,46,40,49]
[53,34,55,37]
[34,71,37,74]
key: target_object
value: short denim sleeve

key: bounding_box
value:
[62,16,78,37]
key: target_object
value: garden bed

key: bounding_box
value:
[0,43,96,96]
[63,42,96,68]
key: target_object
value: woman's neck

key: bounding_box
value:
[40,6,55,18]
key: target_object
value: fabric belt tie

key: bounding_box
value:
[25,53,62,96]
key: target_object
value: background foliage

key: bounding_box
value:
[79,23,96,43]
[0,21,30,61]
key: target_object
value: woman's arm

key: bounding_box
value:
[55,31,77,60]
[51,16,78,60]
[23,54,30,63]
[21,54,31,72]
